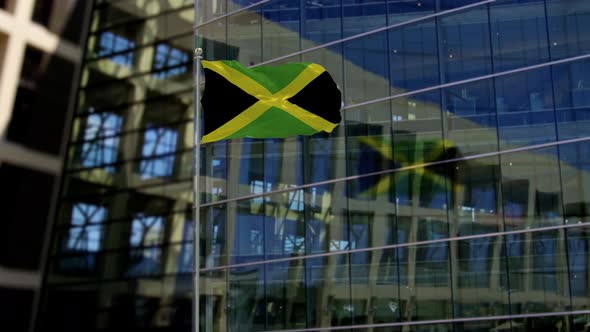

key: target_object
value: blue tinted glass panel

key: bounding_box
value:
[547,0,590,60]
[443,79,498,156]
[490,0,550,72]
[343,0,387,37]
[97,31,135,66]
[439,7,492,82]
[390,20,439,92]
[303,0,342,44]
[387,0,435,25]
[139,126,178,178]
[152,44,189,79]
[552,59,590,140]
[127,214,164,277]
[80,112,122,171]
[495,68,556,148]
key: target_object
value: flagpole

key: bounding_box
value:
[193,47,203,332]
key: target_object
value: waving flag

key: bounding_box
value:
[200,60,342,143]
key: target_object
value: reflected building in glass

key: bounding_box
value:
[37,0,590,332]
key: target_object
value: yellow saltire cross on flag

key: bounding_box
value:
[200,60,342,143]
[357,135,464,198]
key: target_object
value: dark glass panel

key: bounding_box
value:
[227,265,265,331]
[7,47,75,154]
[344,31,390,106]
[390,19,439,92]
[305,254,352,328]
[546,0,590,60]
[387,0,435,25]
[502,230,570,316]
[0,164,54,270]
[345,101,393,200]
[552,58,590,140]
[501,146,563,230]
[439,6,492,82]
[566,227,590,310]
[303,0,342,45]
[490,0,550,72]
[443,78,498,156]
[0,288,33,332]
[454,233,510,319]
[227,8,262,66]
[448,156,503,236]
[343,0,387,37]
[559,141,590,224]
[495,68,556,149]
[262,0,300,61]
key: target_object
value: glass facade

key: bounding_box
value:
[37,0,590,332]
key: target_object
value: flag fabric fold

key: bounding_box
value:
[200,60,342,143]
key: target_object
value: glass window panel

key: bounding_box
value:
[139,126,178,179]
[303,0,342,46]
[566,227,590,310]
[404,240,453,321]
[343,0,387,37]
[490,0,550,72]
[346,102,393,200]
[227,8,262,66]
[262,0,301,62]
[197,0,227,23]
[495,68,557,149]
[95,31,136,66]
[126,214,164,277]
[76,112,122,171]
[305,254,352,328]
[504,230,570,315]
[152,43,190,79]
[552,58,590,140]
[546,0,590,60]
[60,203,107,273]
[559,141,590,224]
[443,78,499,156]
[454,234,510,319]
[390,20,439,93]
[449,156,502,236]
[387,0,435,25]
[501,146,563,230]
[344,31,390,106]
[264,261,307,330]
[439,6,492,82]
[227,265,265,331]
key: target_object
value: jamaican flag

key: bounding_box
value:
[200,60,342,143]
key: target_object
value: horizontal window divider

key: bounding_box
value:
[85,31,192,63]
[82,60,192,90]
[53,206,192,232]
[70,117,192,146]
[92,4,193,35]
[263,309,590,332]
[194,0,273,29]
[77,87,192,116]
[201,221,590,273]
[49,239,194,260]
[342,53,590,111]
[66,146,192,174]
[45,270,193,289]
[215,0,497,68]
[61,175,193,202]
[198,135,590,209]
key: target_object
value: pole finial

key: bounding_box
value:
[194,48,203,58]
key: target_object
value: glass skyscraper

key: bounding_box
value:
[37,0,590,331]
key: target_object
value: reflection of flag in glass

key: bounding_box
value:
[200,60,342,143]
[354,133,462,199]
